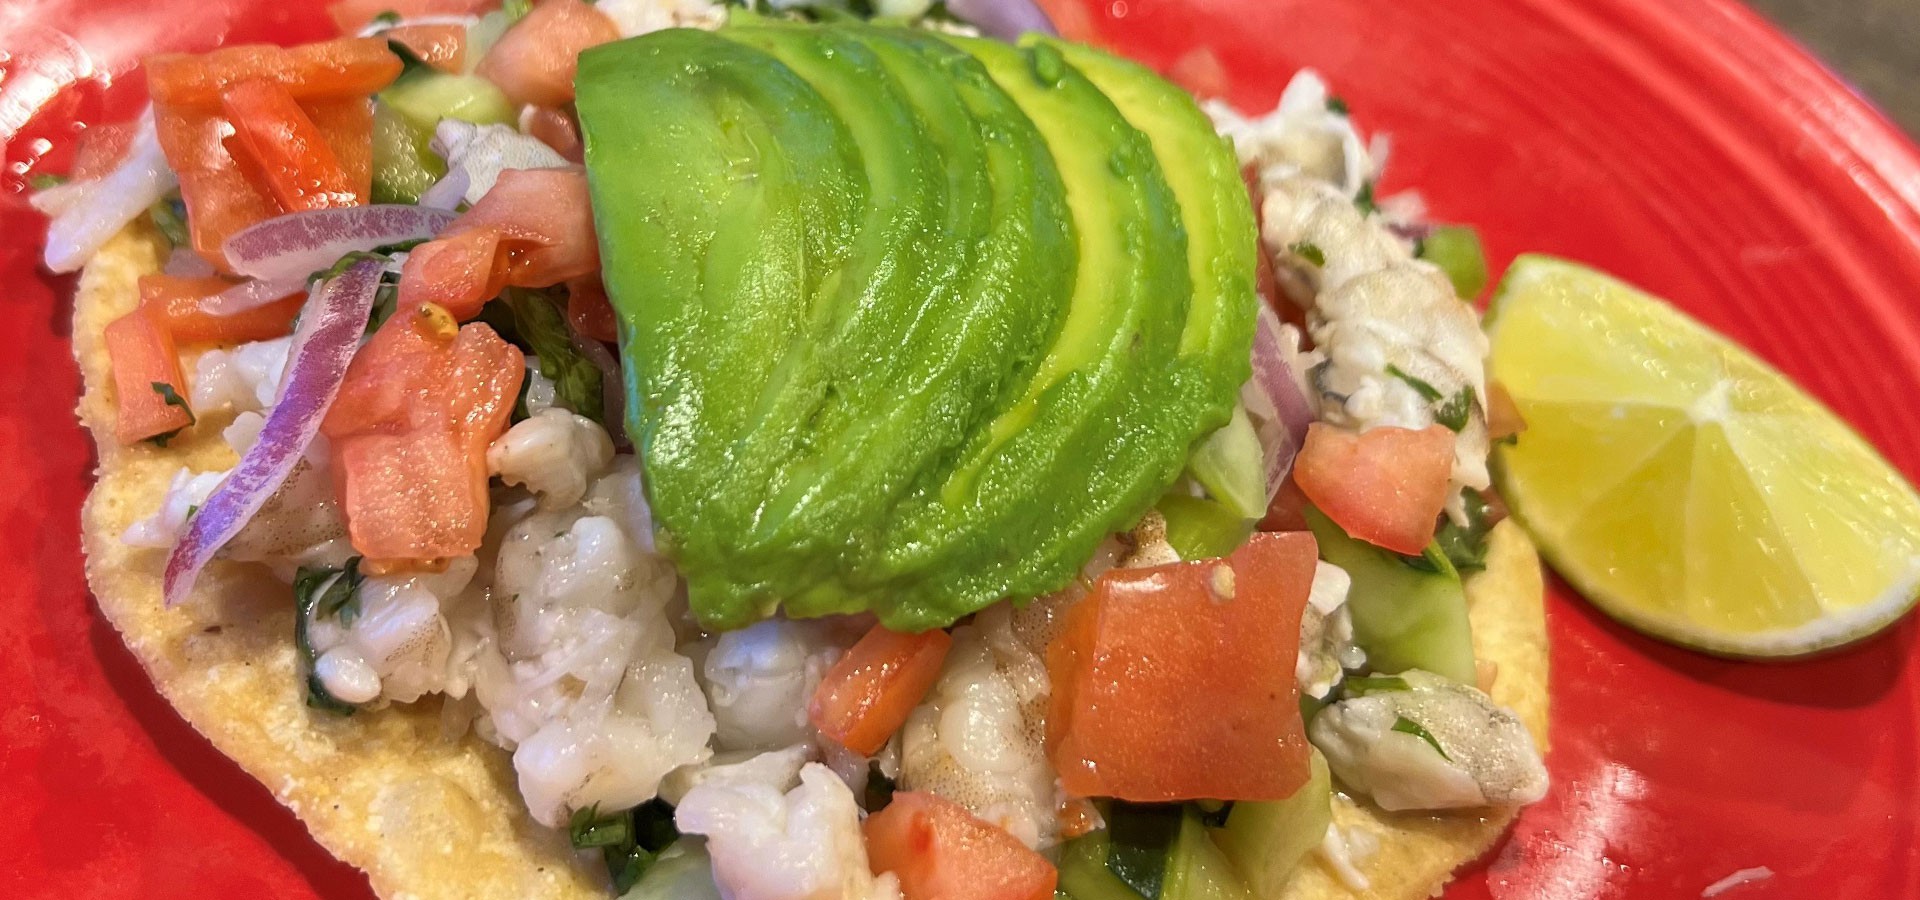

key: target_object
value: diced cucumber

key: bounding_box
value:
[1186,403,1267,520]
[1305,506,1476,684]
[1163,809,1254,900]
[1418,225,1488,300]
[1211,750,1332,898]
[463,11,513,73]
[382,72,516,133]
[371,101,444,204]
[1057,830,1149,900]
[1157,492,1254,561]
[621,838,722,900]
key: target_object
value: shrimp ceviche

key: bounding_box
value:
[48,0,1569,898]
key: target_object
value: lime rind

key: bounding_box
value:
[1487,254,1920,658]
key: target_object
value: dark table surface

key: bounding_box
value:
[1748,0,1917,136]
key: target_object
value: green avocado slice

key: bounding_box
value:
[576,29,867,615]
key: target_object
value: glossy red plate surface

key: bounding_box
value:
[3,1,1917,897]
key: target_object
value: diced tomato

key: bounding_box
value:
[71,121,135,180]
[104,308,194,445]
[322,306,524,563]
[138,274,303,345]
[305,97,375,202]
[1292,422,1454,555]
[221,80,359,211]
[475,0,619,108]
[1047,531,1317,802]
[810,625,952,756]
[398,229,508,321]
[396,168,599,318]
[154,105,279,270]
[386,24,466,73]
[863,792,1057,900]
[147,40,402,110]
[523,105,583,162]
[566,276,618,343]
[1259,475,1312,533]
[326,0,497,33]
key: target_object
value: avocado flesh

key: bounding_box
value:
[580,25,1256,631]
[872,35,1194,625]
[714,22,1075,620]
[576,29,867,620]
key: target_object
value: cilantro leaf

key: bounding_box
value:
[1288,240,1326,268]
[500,288,604,424]
[1342,675,1411,697]
[144,382,196,448]
[147,196,191,247]
[293,558,367,715]
[1392,715,1451,761]
[569,800,679,893]
[1434,488,1495,573]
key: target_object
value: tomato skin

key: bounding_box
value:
[326,0,497,33]
[1046,531,1317,803]
[104,309,194,445]
[565,276,618,343]
[138,274,303,345]
[322,307,524,563]
[863,792,1058,900]
[154,105,279,271]
[147,40,401,110]
[71,121,135,180]
[523,105,583,162]
[809,625,952,756]
[221,80,359,211]
[386,24,466,73]
[1291,422,1455,555]
[475,0,619,108]
[396,168,599,319]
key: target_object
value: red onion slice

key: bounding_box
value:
[163,246,216,277]
[947,0,1058,40]
[1243,301,1318,502]
[222,205,456,284]
[162,259,383,607]
[201,273,312,316]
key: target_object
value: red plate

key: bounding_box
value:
[2,0,1916,897]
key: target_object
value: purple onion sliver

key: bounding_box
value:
[161,259,383,607]
[947,0,1057,41]
[201,273,311,316]
[418,167,471,211]
[1245,302,1318,503]
[163,246,217,277]
[222,204,457,283]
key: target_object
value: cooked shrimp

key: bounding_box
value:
[1308,669,1547,811]
[677,761,903,900]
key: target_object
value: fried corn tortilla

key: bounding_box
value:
[74,225,1548,900]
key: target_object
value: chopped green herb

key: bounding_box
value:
[1103,802,1181,898]
[371,10,402,26]
[1288,241,1326,268]
[1326,96,1350,116]
[148,196,191,247]
[1392,715,1451,761]
[503,0,533,20]
[185,504,199,520]
[1385,364,1443,403]
[500,288,604,424]
[1195,799,1234,828]
[1354,180,1378,215]
[142,382,197,449]
[1342,675,1411,697]
[1434,488,1495,573]
[570,800,680,893]
[1435,386,1474,433]
[387,38,431,77]
[293,557,367,716]
[29,173,68,190]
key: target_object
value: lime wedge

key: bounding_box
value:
[1487,255,1920,657]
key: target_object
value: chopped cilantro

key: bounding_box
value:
[29,173,68,190]
[1288,240,1327,268]
[569,800,679,893]
[371,10,402,26]
[144,382,196,448]
[1434,386,1474,433]
[1434,488,1495,573]
[1392,715,1451,760]
[499,288,604,424]
[387,38,431,76]
[1385,364,1443,402]
[503,0,533,20]
[148,196,191,247]
[1342,675,1411,697]
[1326,96,1350,116]
[293,558,367,715]
[1355,180,1378,215]
[185,503,199,520]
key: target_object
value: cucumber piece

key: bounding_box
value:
[1164,809,1255,900]
[464,11,512,72]
[621,839,722,900]
[1305,505,1476,684]
[1211,750,1332,898]
[1057,830,1153,900]
[1418,224,1488,300]
[1157,492,1253,561]
[1186,402,1267,520]
[371,101,444,204]
[381,72,516,132]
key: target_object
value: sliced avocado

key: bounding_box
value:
[1212,749,1333,897]
[1305,505,1477,683]
[577,29,868,622]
